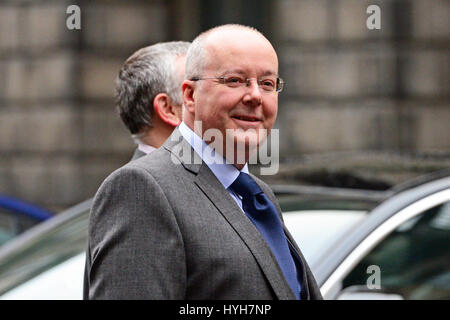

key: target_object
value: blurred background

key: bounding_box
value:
[0,0,448,215]
[0,0,449,301]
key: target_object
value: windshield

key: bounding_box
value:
[0,252,85,300]
[0,207,89,297]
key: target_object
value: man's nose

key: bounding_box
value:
[243,79,262,106]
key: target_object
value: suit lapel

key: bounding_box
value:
[193,165,296,300]
[196,174,312,299]
[164,128,296,299]
[284,226,311,300]
[254,174,311,299]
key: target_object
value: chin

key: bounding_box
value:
[231,136,258,165]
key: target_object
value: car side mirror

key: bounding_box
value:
[336,285,404,300]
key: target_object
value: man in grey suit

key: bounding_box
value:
[115,41,190,160]
[85,24,322,299]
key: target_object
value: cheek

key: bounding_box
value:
[196,97,228,128]
[207,93,239,119]
[264,97,278,121]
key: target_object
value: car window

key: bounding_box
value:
[0,209,40,246]
[0,209,89,297]
[0,253,85,300]
[342,201,450,299]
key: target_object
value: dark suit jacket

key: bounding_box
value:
[84,128,322,299]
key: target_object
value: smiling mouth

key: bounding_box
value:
[232,115,261,122]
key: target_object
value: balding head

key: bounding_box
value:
[182,24,280,169]
[185,24,277,81]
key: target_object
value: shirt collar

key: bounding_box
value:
[137,143,156,155]
[178,121,249,189]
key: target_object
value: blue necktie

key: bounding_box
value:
[230,172,301,299]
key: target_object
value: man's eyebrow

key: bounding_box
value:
[261,70,278,77]
[219,69,246,76]
[219,69,278,76]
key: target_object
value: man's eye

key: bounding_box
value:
[224,76,244,84]
[260,79,275,89]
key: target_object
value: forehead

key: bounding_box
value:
[203,30,278,75]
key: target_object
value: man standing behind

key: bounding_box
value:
[115,41,190,160]
[85,25,322,299]
[83,41,189,299]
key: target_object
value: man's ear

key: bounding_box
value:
[182,80,195,113]
[153,93,181,127]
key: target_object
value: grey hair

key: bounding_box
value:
[115,41,190,134]
[185,24,264,80]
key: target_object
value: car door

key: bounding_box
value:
[321,183,450,300]
[340,200,450,299]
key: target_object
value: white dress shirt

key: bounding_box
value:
[178,121,249,211]
[137,143,156,155]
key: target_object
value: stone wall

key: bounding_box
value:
[0,0,448,211]
[271,0,449,186]
[275,0,449,155]
[0,0,171,211]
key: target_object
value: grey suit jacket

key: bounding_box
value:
[130,148,146,161]
[84,128,322,300]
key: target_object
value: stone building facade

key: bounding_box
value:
[0,0,448,211]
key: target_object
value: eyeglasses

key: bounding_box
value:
[191,75,284,93]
